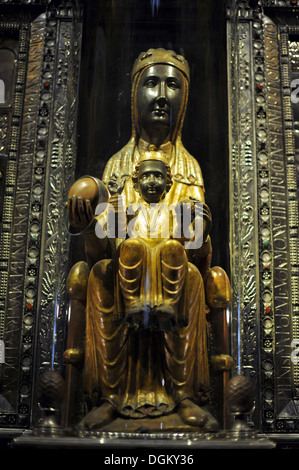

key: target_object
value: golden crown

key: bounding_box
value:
[138,151,168,165]
[132,48,190,82]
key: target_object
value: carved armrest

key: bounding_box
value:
[211,354,233,373]
[63,348,84,365]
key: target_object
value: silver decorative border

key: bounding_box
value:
[31,7,82,424]
[227,8,261,409]
[0,16,41,428]
[227,0,299,434]
[0,2,82,429]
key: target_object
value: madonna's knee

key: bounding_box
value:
[161,239,187,267]
[119,238,145,266]
[90,258,114,291]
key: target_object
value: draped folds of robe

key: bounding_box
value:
[84,255,209,417]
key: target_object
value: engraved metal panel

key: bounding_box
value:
[227,0,299,435]
[0,1,82,429]
[0,18,31,426]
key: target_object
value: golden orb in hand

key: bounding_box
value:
[68,177,109,211]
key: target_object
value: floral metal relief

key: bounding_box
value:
[228,16,260,392]
[228,0,299,434]
[0,2,82,429]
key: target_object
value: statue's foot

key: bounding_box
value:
[150,304,176,331]
[126,302,149,328]
[177,399,218,431]
[126,302,175,331]
[79,402,116,430]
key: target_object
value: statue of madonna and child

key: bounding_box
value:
[63,48,232,433]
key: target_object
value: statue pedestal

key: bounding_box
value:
[98,414,205,433]
[12,430,275,450]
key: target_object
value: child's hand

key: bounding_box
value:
[108,175,126,195]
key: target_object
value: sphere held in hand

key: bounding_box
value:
[68,177,109,211]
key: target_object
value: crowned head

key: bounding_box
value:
[132,151,173,203]
[131,48,190,146]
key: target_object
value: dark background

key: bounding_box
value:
[75,0,229,272]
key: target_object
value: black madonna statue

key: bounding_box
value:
[63,48,232,432]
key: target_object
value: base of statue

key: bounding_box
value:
[77,400,220,433]
[90,413,206,433]
[12,429,276,450]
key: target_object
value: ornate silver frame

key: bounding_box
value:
[0,0,82,430]
[227,0,299,435]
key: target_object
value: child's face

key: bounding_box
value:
[138,160,167,203]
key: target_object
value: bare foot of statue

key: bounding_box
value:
[126,302,176,331]
[150,303,176,331]
[177,399,218,431]
[126,302,150,328]
[79,402,116,430]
